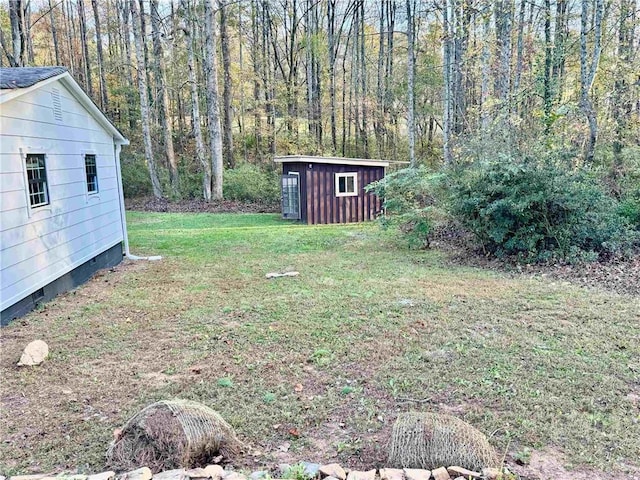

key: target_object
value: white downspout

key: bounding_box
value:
[114,143,162,261]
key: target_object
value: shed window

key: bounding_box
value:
[85,154,98,194]
[25,154,49,208]
[335,172,358,197]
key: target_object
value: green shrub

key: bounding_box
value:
[448,160,637,262]
[619,192,640,229]
[223,163,280,204]
[367,167,446,249]
[120,154,152,198]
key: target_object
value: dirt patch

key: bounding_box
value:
[509,448,633,480]
[125,197,279,214]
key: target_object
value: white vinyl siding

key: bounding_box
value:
[0,79,124,312]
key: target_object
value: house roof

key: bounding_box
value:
[0,67,128,145]
[0,66,68,89]
[274,155,390,168]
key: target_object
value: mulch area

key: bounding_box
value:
[125,197,280,214]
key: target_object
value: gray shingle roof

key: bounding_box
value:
[0,67,68,89]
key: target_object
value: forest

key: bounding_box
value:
[2,0,639,260]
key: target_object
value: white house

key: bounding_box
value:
[0,67,129,324]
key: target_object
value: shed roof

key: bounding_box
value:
[275,155,389,167]
[0,66,68,89]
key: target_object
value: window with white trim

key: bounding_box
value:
[26,154,49,208]
[85,154,98,194]
[335,172,358,197]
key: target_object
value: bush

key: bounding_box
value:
[223,163,280,204]
[120,154,152,198]
[367,167,446,249]
[448,160,637,262]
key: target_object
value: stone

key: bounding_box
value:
[121,468,152,480]
[57,476,87,480]
[431,468,450,480]
[277,465,291,477]
[319,464,346,480]
[223,473,246,480]
[345,471,375,480]
[403,469,430,480]
[301,463,321,478]
[152,471,185,480]
[446,467,481,479]
[17,340,49,366]
[480,468,502,480]
[203,467,224,480]
[88,472,115,480]
[9,476,46,480]
[250,472,268,480]
[378,469,403,480]
[185,470,209,479]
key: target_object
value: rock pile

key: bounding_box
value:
[3,463,509,480]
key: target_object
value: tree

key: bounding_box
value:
[204,0,224,200]
[150,0,179,196]
[579,0,604,164]
[218,0,234,167]
[406,0,416,167]
[130,0,162,198]
[180,0,211,201]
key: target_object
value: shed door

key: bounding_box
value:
[281,174,300,220]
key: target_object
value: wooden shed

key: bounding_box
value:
[275,155,388,224]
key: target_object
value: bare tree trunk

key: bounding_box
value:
[375,1,386,156]
[513,0,525,111]
[91,0,108,110]
[580,0,604,164]
[494,0,512,107]
[9,0,28,66]
[327,0,336,153]
[218,0,234,167]
[251,0,263,162]
[181,0,211,201]
[480,9,490,130]
[121,0,136,131]
[442,0,453,164]
[77,0,93,97]
[49,0,61,65]
[406,0,416,167]
[130,0,162,198]
[204,0,224,200]
[151,0,179,196]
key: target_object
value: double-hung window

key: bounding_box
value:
[335,172,358,197]
[26,154,49,208]
[85,154,98,194]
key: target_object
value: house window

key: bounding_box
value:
[335,172,358,197]
[85,154,98,194]
[25,154,49,208]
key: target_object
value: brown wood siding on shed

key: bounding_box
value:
[282,162,384,224]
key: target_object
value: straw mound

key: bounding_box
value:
[106,400,241,473]
[388,412,499,471]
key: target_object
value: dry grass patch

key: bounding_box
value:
[1,212,639,479]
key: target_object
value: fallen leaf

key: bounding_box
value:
[288,427,300,437]
[294,383,304,392]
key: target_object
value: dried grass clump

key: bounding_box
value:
[107,400,241,473]
[388,412,499,471]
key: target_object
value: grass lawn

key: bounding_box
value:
[1,212,639,478]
